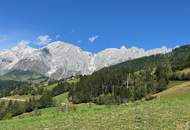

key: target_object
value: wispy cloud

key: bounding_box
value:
[55,34,61,39]
[0,35,7,43]
[77,40,82,43]
[88,35,99,43]
[37,35,52,45]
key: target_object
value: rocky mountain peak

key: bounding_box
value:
[0,41,173,80]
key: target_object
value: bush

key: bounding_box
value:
[186,72,190,80]
[156,78,168,92]
[38,90,55,108]
[93,94,119,105]
[170,71,190,80]
[145,95,157,101]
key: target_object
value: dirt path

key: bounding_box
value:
[0,97,25,102]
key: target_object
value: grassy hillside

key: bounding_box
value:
[0,81,190,130]
[66,78,80,84]
[53,92,69,104]
[155,81,190,97]
[45,83,58,91]
[180,68,190,74]
[44,78,79,91]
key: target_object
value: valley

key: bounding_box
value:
[1,1,190,129]
[0,45,189,130]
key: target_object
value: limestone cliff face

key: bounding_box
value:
[0,41,172,80]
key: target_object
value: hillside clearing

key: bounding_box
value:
[0,95,40,102]
[45,83,58,91]
[155,81,190,97]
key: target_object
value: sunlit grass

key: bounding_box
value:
[53,92,69,104]
[156,81,190,97]
[66,78,80,84]
[45,83,58,91]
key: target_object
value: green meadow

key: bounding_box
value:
[0,81,190,130]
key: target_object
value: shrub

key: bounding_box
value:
[145,95,157,101]
[93,94,118,105]
[32,107,41,116]
[38,90,55,108]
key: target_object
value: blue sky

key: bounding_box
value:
[0,0,190,52]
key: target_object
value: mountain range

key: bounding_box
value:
[0,41,172,80]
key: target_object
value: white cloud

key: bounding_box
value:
[120,45,126,49]
[12,40,30,49]
[18,40,30,46]
[88,35,99,43]
[37,35,52,45]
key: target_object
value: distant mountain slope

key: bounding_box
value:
[0,41,172,80]
[0,70,47,82]
[97,45,190,73]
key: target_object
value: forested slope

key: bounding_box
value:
[69,45,190,104]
